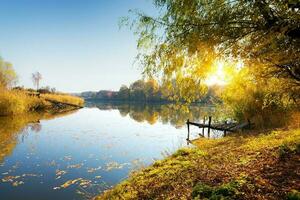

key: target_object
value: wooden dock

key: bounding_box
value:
[186,116,253,140]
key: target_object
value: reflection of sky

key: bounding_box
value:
[0,108,188,199]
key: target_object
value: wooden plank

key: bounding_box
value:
[214,122,237,129]
[187,118,251,133]
[187,121,207,128]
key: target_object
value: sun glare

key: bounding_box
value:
[205,61,228,86]
[204,60,244,86]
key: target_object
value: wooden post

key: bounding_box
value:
[224,120,227,136]
[202,116,206,136]
[208,116,212,138]
[186,119,190,141]
[247,118,251,129]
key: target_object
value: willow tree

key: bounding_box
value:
[126,0,300,102]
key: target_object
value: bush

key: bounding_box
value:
[192,182,238,200]
[278,143,300,160]
[279,144,292,159]
[287,190,300,200]
[221,68,296,129]
[38,88,51,94]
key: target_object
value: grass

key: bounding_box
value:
[96,128,300,200]
[0,88,84,116]
[0,88,47,115]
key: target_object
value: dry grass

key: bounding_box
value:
[0,88,84,116]
[0,88,47,115]
[41,93,84,107]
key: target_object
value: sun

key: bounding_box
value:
[205,61,228,86]
[204,60,243,86]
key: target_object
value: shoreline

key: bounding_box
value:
[96,128,300,200]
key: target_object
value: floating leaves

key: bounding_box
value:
[1,173,42,187]
[67,163,84,169]
[104,162,129,171]
[87,166,101,173]
[53,178,92,190]
[61,178,82,188]
[55,170,67,179]
[1,175,24,187]
[22,173,42,178]
[2,175,21,183]
[12,181,24,187]
[63,156,72,161]
[78,179,92,188]
[49,160,57,166]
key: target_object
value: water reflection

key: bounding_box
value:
[0,103,223,200]
[86,102,216,128]
[87,101,229,140]
[0,111,77,164]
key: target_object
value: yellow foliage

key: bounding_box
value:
[220,65,296,128]
[0,88,84,116]
[0,88,46,115]
[41,93,84,107]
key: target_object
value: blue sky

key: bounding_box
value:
[0,0,156,92]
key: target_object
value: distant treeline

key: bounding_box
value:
[80,79,221,104]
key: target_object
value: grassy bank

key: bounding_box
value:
[97,128,300,200]
[0,88,84,116]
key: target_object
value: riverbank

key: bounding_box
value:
[97,127,300,199]
[0,88,84,116]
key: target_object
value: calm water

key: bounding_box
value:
[0,103,221,200]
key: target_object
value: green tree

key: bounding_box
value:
[118,85,130,100]
[129,80,146,101]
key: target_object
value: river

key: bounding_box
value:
[0,102,222,199]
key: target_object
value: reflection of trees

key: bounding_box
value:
[0,110,78,163]
[90,102,216,128]
[29,123,42,133]
[0,114,39,163]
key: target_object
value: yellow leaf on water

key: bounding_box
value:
[60,178,83,188]
[12,181,24,187]
[67,163,83,169]
[87,166,101,173]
